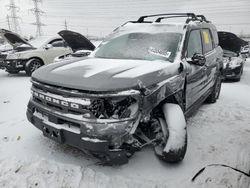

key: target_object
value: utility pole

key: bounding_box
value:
[29,0,45,37]
[6,0,21,33]
[64,20,68,30]
[6,15,11,30]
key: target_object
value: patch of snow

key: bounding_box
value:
[188,21,199,26]
[85,123,94,130]
[81,137,106,143]
[226,57,243,69]
[0,43,12,51]
[52,57,173,79]
[162,103,186,152]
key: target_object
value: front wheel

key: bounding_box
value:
[25,58,43,76]
[154,103,187,163]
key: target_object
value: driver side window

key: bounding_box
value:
[187,30,203,58]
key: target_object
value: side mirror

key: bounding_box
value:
[44,44,53,50]
[187,53,206,66]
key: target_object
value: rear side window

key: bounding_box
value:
[50,39,64,47]
[187,30,203,58]
[202,29,213,53]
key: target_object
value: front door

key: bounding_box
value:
[185,29,207,109]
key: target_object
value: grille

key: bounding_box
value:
[31,80,139,120]
[32,83,96,118]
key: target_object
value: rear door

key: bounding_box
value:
[185,29,207,109]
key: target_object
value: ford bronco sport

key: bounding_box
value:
[27,13,223,165]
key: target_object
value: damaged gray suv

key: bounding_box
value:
[27,13,223,165]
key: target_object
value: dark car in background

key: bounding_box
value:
[218,31,248,81]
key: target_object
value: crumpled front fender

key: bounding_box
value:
[140,74,185,118]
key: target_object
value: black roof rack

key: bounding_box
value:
[136,13,211,24]
[196,15,210,23]
[113,13,211,32]
[137,13,197,23]
[155,15,196,23]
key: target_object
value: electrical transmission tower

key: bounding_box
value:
[64,20,68,30]
[6,0,21,33]
[6,15,11,30]
[30,0,45,36]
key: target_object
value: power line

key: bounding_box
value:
[29,0,46,36]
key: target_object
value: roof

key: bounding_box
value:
[112,13,215,36]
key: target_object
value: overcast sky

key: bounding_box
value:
[0,0,250,37]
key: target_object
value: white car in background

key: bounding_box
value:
[0,29,72,76]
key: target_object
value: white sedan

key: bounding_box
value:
[0,29,72,75]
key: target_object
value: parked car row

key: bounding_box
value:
[0,29,96,75]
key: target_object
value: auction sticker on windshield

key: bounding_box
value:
[148,47,171,58]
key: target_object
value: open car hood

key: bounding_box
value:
[58,30,95,52]
[0,29,33,49]
[218,31,248,54]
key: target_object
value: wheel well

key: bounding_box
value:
[27,57,44,65]
[152,94,181,117]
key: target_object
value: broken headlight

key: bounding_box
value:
[88,96,139,119]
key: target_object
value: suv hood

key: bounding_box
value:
[0,29,33,49]
[58,30,95,52]
[218,31,248,54]
[32,58,180,92]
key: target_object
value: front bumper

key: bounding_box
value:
[223,65,243,79]
[26,99,140,165]
[0,59,28,71]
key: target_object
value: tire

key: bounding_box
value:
[235,76,241,82]
[25,58,43,76]
[206,72,222,103]
[234,67,243,82]
[154,103,187,163]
